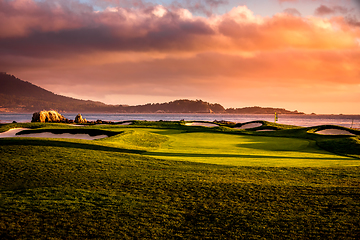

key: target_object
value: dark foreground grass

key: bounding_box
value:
[1,141,360,239]
[1,122,360,239]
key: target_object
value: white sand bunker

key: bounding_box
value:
[0,128,28,138]
[235,122,263,129]
[0,128,107,140]
[256,129,276,132]
[315,129,355,136]
[119,122,133,125]
[185,122,219,127]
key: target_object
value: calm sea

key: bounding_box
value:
[1,113,360,128]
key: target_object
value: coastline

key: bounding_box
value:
[1,113,360,128]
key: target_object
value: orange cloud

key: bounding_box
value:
[1,2,358,58]
[1,0,359,113]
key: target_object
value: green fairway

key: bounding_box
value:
[99,128,358,167]
[1,121,360,239]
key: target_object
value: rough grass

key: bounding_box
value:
[1,121,360,239]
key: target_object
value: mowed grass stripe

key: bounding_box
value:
[100,128,358,167]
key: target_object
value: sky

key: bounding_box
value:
[1,0,360,114]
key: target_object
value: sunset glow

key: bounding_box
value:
[1,0,359,114]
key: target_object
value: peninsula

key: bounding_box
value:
[0,73,304,114]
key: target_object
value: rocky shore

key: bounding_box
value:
[31,110,114,124]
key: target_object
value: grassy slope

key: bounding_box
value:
[1,122,360,239]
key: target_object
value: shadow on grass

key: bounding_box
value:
[144,151,354,161]
[0,138,145,155]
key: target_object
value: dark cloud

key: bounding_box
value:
[92,0,151,9]
[0,0,215,58]
[353,0,360,13]
[283,8,301,17]
[315,5,349,16]
[346,16,360,27]
[169,0,229,17]
[205,0,229,9]
[0,18,215,58]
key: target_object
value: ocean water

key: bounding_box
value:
[1,113,360,128]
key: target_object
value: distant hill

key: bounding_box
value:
[0,72,304,114]
[124,99,225,113]
[0,72,117,112]
[226,106,304,114]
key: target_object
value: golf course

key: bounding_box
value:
[1,120,359,239]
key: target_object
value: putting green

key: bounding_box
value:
[102,128,358,167]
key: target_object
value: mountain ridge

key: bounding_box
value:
[0,73,304,114]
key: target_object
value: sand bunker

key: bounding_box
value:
[119,122,133,125]
[256,129,276,132]
[185,122,219,127]
[0,128,29,138]
[315,129,355,136]
[0,128,107,140]
[235,123,263,129]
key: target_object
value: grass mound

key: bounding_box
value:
[104,129,170,149]
[317,137,360,159]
